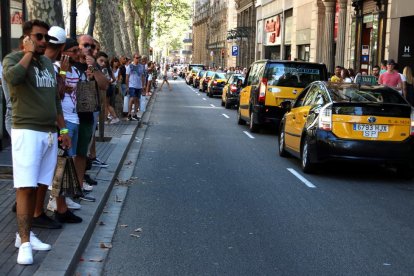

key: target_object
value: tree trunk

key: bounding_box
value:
[95,0,115,56]
[26,0,64,27]
[109,0,125,55]
[123,0,138,54]
[118,1,131,56]
[88,0,97,36]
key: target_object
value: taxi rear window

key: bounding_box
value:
[328,86,407,104]
[265,63,324,88]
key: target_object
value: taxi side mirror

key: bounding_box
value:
[281,100,292,112]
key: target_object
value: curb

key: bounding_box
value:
[34,94,156,276]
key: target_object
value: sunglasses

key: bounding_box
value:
[30,33,52,42]
[81,43,96,50]
[134,56,141,59]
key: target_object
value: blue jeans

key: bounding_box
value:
[66,121,79,157]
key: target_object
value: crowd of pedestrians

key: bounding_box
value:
[0,19,160,265]
[330,60,414,105]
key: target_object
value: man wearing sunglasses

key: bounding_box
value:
[2,20,71,265]
[126,54,145,121]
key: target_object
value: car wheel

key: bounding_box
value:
[224,100,231,109]
[237,106,246,125]
[396,165,414,179]
[301,137,316,173]
[249,112,260,133]
[278,126,289,157]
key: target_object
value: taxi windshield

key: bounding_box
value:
[215,73,226,79]
[265,63,323,88]
[328,85,407,104]
[207,71,215,77]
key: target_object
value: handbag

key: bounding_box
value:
[51,150,83,198]
[76,81,100,112]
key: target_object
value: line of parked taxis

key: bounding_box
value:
[185,61,414,178]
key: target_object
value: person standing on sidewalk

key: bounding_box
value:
[126,53,145,121]
[2,19,71,265]
[45,33,83,220]
[74,34,109,201]
[378,59,402,90]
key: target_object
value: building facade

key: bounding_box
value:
[192,0,210,65]
[232,0,256,68]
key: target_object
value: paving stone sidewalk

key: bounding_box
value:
[0,116,142,276]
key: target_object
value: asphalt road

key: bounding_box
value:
[103,79,414,276]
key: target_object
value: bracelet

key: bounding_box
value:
[59,70,67,76]
[59,128,69,135]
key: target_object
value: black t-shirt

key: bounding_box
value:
[73,62,94,123]
[119,65,126,84]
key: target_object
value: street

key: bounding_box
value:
[101,79,414,275]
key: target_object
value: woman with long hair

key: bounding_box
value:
[403,66,414,106]
[158,64,172,91]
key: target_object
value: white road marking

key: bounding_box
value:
[287,168,317,188]
[243,131,255,139]
[202,98,207,101]
[222,114,230,119]
[210,104,216,108]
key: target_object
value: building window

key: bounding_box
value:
[297,44,310,61]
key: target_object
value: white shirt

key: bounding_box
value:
[126,63,144,89]
[62,66,80,124]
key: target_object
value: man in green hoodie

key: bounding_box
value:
[3,19,70,265]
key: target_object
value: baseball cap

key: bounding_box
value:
[64,38,78,51]
[48,26,66,44]
[387,59,396,65]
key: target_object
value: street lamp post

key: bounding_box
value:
[70,0,77,39]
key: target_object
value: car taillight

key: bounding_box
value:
[318,104,333,131]
[230,84,237,92]
[410,108,414,136]
[213,81,217,85]
[258,78,267,103]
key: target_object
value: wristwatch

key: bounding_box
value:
[88,65,97,73]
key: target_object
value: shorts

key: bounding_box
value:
[106,84,114,98]
[77,121,93,157]
[129,87,142,98]
[163,75,168,81]
[12,129,58,188]
[65,120,79,157]
[121,84,127,97]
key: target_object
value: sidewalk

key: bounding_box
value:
[0,95,153,275]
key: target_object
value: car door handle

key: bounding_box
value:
[292,116,296,119]
[303,114,307,118]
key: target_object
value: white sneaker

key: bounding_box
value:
[83,183,93,191]
[15,231,51,251]
[47,197,57,212]
[110,117,120,124]
[17,242,33,265]
[66,197,81,210]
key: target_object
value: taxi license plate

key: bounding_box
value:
[353,124,389,138]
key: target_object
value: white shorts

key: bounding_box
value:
[12,129,58,188]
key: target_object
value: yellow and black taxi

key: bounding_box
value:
[221,74,245,109]
[185,68,200,85]
[193,70,206,88]
[278,81,414,177]
[207,72,227,98]
[199,70,215,92]
[185,64,205,84]
[237,60,327,132]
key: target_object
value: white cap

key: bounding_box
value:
[48,26,66,44]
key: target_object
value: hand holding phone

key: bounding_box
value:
[23,36,35,54]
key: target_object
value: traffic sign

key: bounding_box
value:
[232,45,239,56]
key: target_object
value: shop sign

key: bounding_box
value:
[402,45,411,58]
[264,14,281,46]
[363,14,373,23]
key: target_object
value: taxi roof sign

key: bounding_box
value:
[355,75,377,86]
